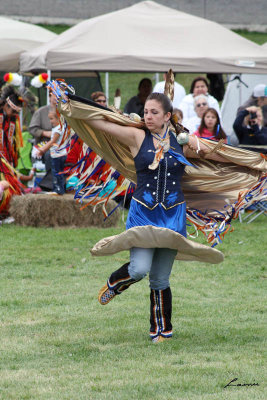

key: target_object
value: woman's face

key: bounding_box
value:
[195,98,208,118]
[204,111,217,131]
[144,99,170,132]
[95,96,107,107]
[193,80,208,96]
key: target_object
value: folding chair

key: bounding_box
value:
[240,201,267,224]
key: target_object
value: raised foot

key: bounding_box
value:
[98,284,116,305]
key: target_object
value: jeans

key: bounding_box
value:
[128,247,177,290]
[51,155,67,194]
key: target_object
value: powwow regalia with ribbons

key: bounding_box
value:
[0,86,24,168]
[0,154,24,215]
[49,79,267,248]
[0,85,25,215]
[49,79,266,342]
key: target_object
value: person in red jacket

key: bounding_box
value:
[194,108,227,142]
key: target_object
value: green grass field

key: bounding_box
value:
[0,215,266,399]
[1,22,266,399]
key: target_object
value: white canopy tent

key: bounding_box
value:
[0,17,56,71]
[221,42,267,142]
[20,1,267,74]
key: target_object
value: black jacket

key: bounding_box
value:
[233,110,267,145]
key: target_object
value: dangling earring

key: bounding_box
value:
[161,123,165,129]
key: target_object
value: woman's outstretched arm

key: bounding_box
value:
[184,135,232,163]
[85,118,145,157]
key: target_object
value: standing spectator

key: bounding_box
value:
[237,84,267,127]
[233,106,267,148]
[183,94,209,134]
[153,72,186,108]
[179,76,220,121]
[29,91,58,190]
[206,73,225,101]
[194,108,227,142]
[124,78,152,117]
[29,91,57,145]
[36,110,67,195]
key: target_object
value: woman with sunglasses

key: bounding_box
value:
[184,94,209,134]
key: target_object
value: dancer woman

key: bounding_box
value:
[53,77,266,343]
[75,92,225,343]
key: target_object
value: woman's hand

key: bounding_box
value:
[184,135,231,162]
[246,106,258,113]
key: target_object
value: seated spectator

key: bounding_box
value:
[124,78,152,117]
[36,110,67,195]
[183,94,209,134]
[173,108,183,124]
[178,76,220,121]
[233,106,267,147]
[91,91,107,108]
[153,72,186,108]
[237,84,267,127]
[194,108,227,142]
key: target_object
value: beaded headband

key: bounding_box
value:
[6,96,22,113]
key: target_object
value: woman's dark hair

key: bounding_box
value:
[198,108,226,139]
[91,91,106,101]
[146,92,173,114]
[190,76,209,94]
[146,93,187,136]
[138,78,152,90]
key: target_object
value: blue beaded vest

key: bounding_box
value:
[132,130,185,209]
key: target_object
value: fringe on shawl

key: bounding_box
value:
[48,80,267,246]
[186,174,266,246]
[0,154,24,215]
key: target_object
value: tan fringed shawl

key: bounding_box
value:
[58,97,267,216]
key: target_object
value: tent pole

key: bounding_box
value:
[239,74,242,106]
[105,72,109,104]
[47,70,51,105]
[155,73,159,84]
[19,75,25,129]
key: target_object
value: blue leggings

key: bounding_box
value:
[128,247,177,290]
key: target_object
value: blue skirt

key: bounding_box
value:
[126,198,187,238]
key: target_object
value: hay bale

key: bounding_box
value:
[9,194,120,228]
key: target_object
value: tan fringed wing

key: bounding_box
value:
[164,69,175,102]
